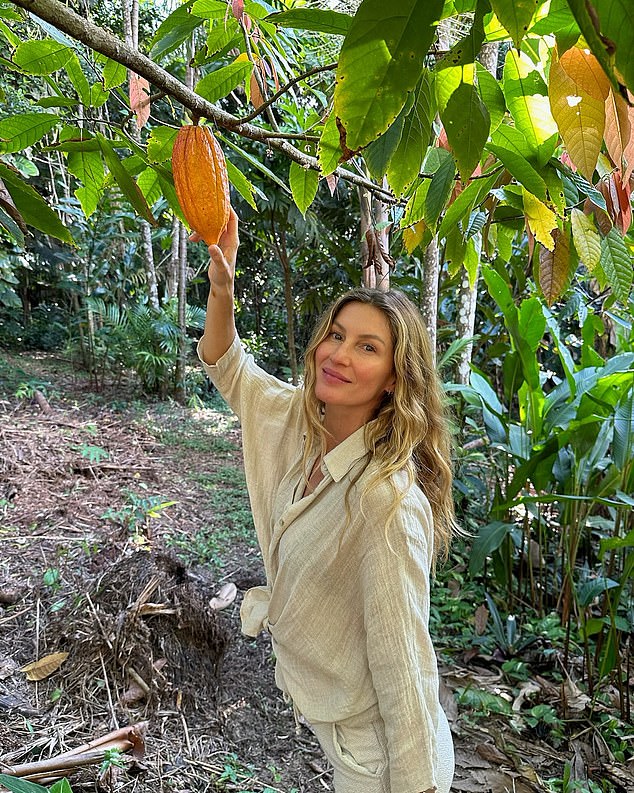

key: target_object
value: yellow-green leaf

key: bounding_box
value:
[538,226,571,305]
[318,114,342,177]
[403,220,426,253]
[490,0,543,49]
[570,207,601,272]
[289,161,319,217]
[548,52,605,181]
[523,188,558,249]
[503,49,558,165]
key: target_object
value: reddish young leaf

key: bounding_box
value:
[614,170,632,234]
[232,0,244,21]
[326,174,339,196]
[604,88,631,170]
[129,73,151,129]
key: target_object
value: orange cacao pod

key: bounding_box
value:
[172,125,230,246]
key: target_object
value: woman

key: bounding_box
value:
[196,209,457,793]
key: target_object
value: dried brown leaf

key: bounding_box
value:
[21,651,69,681]
[474,604,488,635]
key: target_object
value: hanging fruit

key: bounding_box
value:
[172,124,230,246]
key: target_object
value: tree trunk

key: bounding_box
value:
[454,42,499,384]
[123,0,159,311]
[173,222,188,402]
[270,213,298,385]
[173,45,195,403]
[166,215,180,301]
[421,237,440,362]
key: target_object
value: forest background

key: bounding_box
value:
[0,0,633,791]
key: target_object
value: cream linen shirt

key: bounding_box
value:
[199,335,454,793]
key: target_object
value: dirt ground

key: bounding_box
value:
[0,351,632,793]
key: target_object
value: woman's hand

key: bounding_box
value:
[189,207,239,289]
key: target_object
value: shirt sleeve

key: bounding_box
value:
[360,486,443,793]
[197,334,304,557]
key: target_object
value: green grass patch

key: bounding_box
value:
[168,464,255,571]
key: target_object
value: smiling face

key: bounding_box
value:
[314,301,396,434]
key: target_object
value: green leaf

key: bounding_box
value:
[36,96,78,109]
[490,0,544,49]
[503,49,558,166]
[196,61,252,104]
[13,39,72,74]
[435,64,464,113]
[386,69,435,196]
[441,81,490,181]
[334,0,444,151]
[613,391,634,470]
[0,774,49,793]
[518,296,546,352]
[147,126,178,164]
[486,143,548,201]
[0,112,59,155]
[437,169,498,242]
[592,0,634,95]
[318,112,342,177]
[570,207,601,272]
[149,2,204,61]
[0,206,25,247]
[0,164,74,244]
[206,21,241,57]
[402,178,430,226]
[192,0,232,17]
[67,148,105,218]
[102,57,127,89]
[444,225,468,273]
[64,51,90,104]
[221,135,290,194]
[564,0,622,94]
[226,158,260,210]
[289,161,319,217]
[267,8,352,35]
[469,521,516,576]
[137,167,162,207]
[476,63,506,133]
[95,134,156,226]
[364,109,406,180]
[600,227,633,304]
[424,149,455,229]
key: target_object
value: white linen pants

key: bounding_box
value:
[309,704,454,793]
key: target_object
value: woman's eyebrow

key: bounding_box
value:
[331,320,387,346]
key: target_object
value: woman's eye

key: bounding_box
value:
[331,331,343,341]
[363,344,376,353]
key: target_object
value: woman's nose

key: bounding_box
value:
[330,343,350,364]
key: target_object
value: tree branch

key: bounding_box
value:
[237,61,338,125]
[9,0,395,202]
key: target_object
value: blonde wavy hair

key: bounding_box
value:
[301,288,458,562]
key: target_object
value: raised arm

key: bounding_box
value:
[198,207,240,365]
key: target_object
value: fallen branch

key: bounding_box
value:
[0,722,147,782]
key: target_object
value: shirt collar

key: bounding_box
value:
[322,423,372,482]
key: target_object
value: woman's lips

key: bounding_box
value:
[322,367,351,383]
